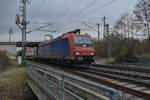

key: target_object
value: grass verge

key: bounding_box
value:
[0,67,37,100]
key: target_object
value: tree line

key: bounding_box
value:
[94,0,150,62]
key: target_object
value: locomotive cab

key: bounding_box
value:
[73,32,95,64]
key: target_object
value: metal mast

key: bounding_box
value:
[97,23,100,41]
[16,0,28,64]
[22,0,27,64]
[103,16,106,37]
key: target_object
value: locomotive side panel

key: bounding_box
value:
[51,38,70,59]
[61,39,70,58]
[38,37,70,59]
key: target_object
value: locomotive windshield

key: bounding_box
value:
[75,35,93,47]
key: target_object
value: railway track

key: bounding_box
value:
[81,64,150,81]
[28,61,150,99]
[93,64,150,74]
[61,64,150,99]
[65,70,150,99]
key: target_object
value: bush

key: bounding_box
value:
[0,55,11,66]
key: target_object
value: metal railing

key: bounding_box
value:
[26,61,119,100]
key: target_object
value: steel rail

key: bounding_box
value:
[93,64,150,73]
[86,66,150,80]
[80,69,150,88]
[64,69,150,99]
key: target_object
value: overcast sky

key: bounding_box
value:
[0,0,138,41]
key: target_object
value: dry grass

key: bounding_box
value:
[0,67,37,100]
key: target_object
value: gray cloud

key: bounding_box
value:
[0,0,18,34]
[0,0,138,40]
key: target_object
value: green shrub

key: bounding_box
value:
[0,55,11,66]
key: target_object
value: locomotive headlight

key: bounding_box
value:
[90,52,94,55]
[76,52,80,55]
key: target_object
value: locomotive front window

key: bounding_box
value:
[83,36,92,44]
[75,35,92,47]
[75,35,83,44]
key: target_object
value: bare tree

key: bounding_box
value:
[133,0,150,39]
[112,12,140,58]
[114,12,140,40]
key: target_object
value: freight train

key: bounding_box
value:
[27,29,95,64]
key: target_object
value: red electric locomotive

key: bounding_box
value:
[38,29,95,64]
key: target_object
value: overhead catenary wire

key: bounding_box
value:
[30,0,44,21]
[29,0,83,32]
[70,0,98,20]
[26,23,52,34]
[28,0,56,33]
[28,0,115,34]
[71,0,114,24]
[40,0,88,33]
[81,21,98,32]
[57,0,101,24]
[59,0,115,32]
[50,0,100,26]
[51,0,82,22]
